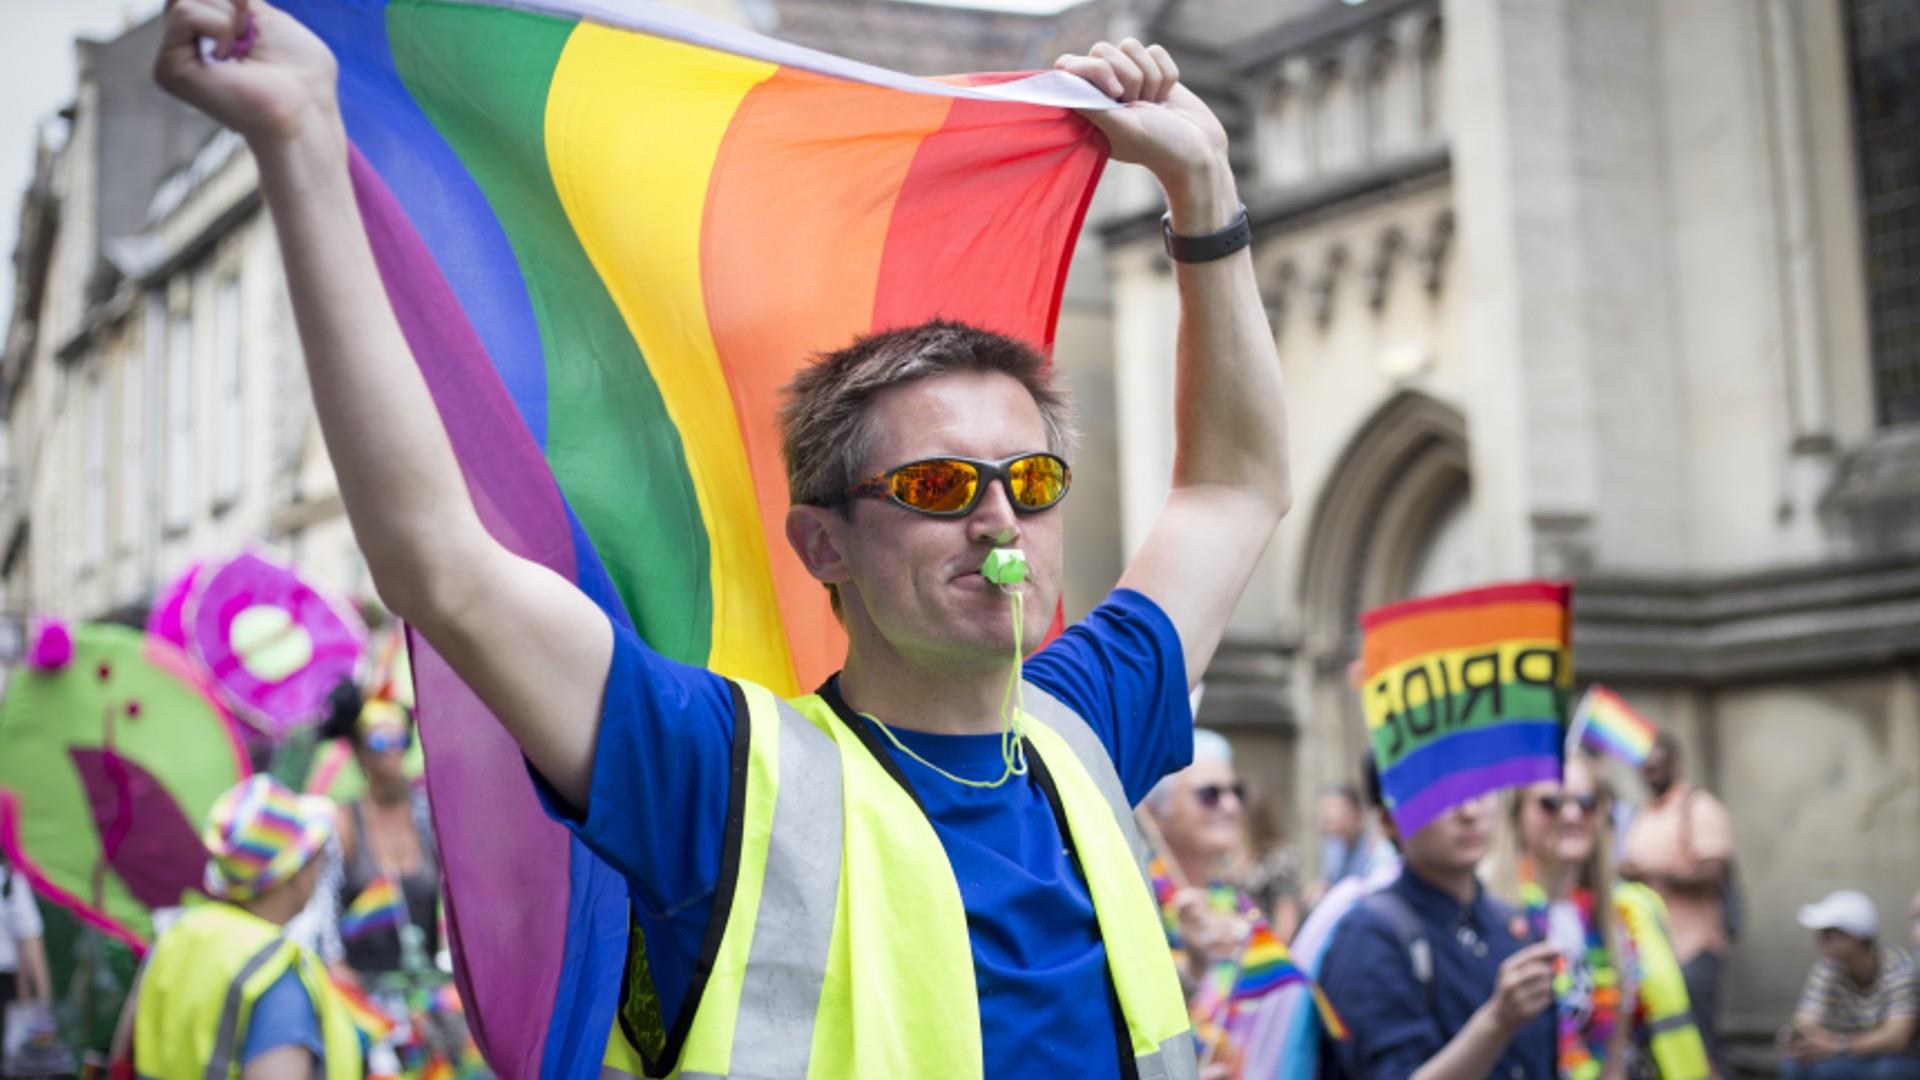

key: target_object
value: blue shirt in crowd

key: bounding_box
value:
[1317,865,1557,1080]
[241,970,324,1065]
[540,588,1193,1078]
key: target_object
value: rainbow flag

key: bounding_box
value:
[274,1,1110,1074]
[1360,581,1573,835]
[1572,685,1658,765]
[1228,923,1306,1001]
[329,975,398,1042]
[340,875,406,941]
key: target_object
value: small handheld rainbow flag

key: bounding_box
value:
[328,974,398,1042]
[340,876,406,941]
[1227,923,1305,1001]
[1571,685,1657,765]
[1361,581,1573,835]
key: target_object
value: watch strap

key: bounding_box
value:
[1162,203,1252,264]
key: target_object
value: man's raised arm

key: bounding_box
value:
[1059,43,1292,689]
[155,0,609,806]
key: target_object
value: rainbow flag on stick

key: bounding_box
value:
[1360,581,1574,835]
[275,0,1111,1074]
[340,875,406,941]
[1570,685,1658,765]
[329,974,398,1042]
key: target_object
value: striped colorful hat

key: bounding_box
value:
[202,775,335,901]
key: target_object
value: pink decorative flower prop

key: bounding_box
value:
[145,562,204,650]
[185,551,366,740]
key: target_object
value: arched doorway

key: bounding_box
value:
[1293,391,1476,838]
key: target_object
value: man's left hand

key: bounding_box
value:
[1056,41,1233,223]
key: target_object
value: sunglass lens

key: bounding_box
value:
[891,460,979,514]
[1009,455,1068,509]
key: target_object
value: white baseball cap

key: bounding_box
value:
[1798,889,1879,940]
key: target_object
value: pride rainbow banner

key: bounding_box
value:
[274,0,1111,1074]
[1359,581,1574,835]
[1570,684,1658,765]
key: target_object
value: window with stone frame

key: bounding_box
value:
[1846,0,1920,426]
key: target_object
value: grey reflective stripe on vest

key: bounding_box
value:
[723,696,845,1079]
[1136,1032,1200,1080]
[1019,683,1153,887]
[203,936,289,1080]
[1646,1013,1696,1035]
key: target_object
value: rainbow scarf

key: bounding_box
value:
[341,875,407,941]
[275,1,1109,1074]
[1360,581,1573,835]
[1521,878,1624,1080]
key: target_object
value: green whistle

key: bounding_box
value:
[982,548,1028,587]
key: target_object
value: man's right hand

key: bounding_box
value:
[1489,942,1557,1032]
[154,0,340,148]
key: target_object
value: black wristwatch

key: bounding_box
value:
[1162,204,1252,263]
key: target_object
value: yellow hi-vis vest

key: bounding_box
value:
[1614,882,1710,1080]
[603,679,1197,1079]
[133,902,363,1080]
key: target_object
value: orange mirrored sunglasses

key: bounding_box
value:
[825,452,1072,518]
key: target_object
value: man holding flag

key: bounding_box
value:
[154,1,1291,1077]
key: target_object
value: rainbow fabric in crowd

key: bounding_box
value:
[1360,581,1574,835]
[274,0,1111,1074]
[1572,685,1658,765]
[341,875,407,941]
[331,975,399,1042]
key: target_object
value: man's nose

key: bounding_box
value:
[967,480,1020,546]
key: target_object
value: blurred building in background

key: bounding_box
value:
[0,15,364,625]
[3,0,1917,1042]
[1095,0,1920,1042]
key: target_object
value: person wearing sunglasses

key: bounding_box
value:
[1487,752,1709,1080]
[313,686,440,991]
[156,3,1290,1075]
[1140,730,1276,1077]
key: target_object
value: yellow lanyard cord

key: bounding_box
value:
[864,586,1029,790]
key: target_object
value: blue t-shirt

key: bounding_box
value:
[241,970,324,1065]
[1317,866,1556,1080]
[546,588,1192,1077]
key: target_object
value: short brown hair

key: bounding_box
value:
[778,319,1077,509]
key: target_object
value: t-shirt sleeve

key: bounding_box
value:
[1318,913,1443,1080]
[1796,961,1835,1022]
[240,970,323,1064]
[1023,588,1193,806]
[528,610,737,917]
[1885,951,1919,1017]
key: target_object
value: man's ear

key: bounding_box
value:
[787,503,853,587]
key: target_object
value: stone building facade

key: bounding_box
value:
[1098,0,1920,1035]
[1,15,367,630]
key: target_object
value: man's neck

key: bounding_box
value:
[238,894,298,928]
[1651,781,1690,807]
[838,643,1018,736]
[1408,860,1479,905]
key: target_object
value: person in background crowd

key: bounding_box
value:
[1488,752,1710,1079]
[111,776,362,1078]
[315,685,440,985]
[1779,890,1920,1079]
[1238,788,1304,942]
[1143,728,1260,1078]
[1317,756,1557,1079]
[1910,890,1920,952]
[0,856,52,1062]
[1307,783,1394,907]
[1620,732,1737,1073]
